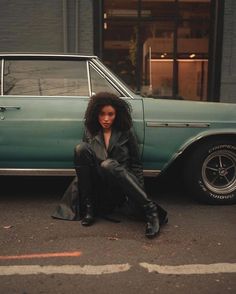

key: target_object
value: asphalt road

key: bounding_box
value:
[0,176,235,294]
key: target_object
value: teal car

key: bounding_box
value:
[0,54,236,204]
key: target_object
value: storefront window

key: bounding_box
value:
[103,21,137,89]
[141,0,176,18]
[141,21,174,97]
[177,19,209,100]
[103,0,211,101]
[177,0,210,101]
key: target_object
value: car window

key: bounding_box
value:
[3,59,89,96]
[89,64,122,96]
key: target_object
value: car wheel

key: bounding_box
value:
[184,139,236,204]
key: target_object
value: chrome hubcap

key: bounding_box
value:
[202,150,236,194]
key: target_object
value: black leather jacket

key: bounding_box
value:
[83,127,144,187]
[51,127,145,221]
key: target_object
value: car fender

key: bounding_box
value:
[162,128,236,173]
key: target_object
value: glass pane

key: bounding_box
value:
[103,21,137,90]
[4,60,89,96]
[149,60,173,97]
[178,20,209,51]
[89,65,121,96]
[178,0,211,21]
[177,1,210,101]
[141,21,174,98]
[141,0,176,18]
[104,0,138,19]
[178,60,208,101]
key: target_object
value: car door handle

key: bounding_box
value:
[0,106,21,112]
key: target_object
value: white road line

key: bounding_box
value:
[0,264,131,276]
[1,263,236,276]
[140,262,236,275]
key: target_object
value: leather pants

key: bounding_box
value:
[74,142,157,213]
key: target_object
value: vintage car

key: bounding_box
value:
[0,54,235,204]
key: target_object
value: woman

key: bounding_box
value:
[53,92,167,238]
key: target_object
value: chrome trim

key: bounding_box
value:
[143,170,160,177]
[87,61,92,96]
[0,118,81,121]
[1,57,94,98]
[89,62,126,97]
[92,59,133,98]
[146,122,210,128]
[0,53,97,59]
[1,59,3,96]
[0,106,21,111]
[0,168,161,177]
[0,169,76,176]
[0,95,89,98]
[0,54,131,98]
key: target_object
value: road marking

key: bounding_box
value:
[0,264,131,276]
[140,262,236,275]
[1,262,235,276]
[0,251,82,260]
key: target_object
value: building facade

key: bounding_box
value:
[0,0,235,103]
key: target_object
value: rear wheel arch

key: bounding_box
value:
[180,133,236,159]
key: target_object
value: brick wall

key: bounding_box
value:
[0,0,64,52]
[220,0,236,103]
[0,0,94,54]
[77,0,94,54]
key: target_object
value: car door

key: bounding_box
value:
[0,57,90,169]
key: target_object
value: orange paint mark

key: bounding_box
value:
[0,251,82,260]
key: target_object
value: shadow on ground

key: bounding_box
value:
[0,175,195,205]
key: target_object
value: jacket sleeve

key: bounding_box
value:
[127,129,145,188]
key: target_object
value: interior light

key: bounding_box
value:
[190,54,196,58]
[161,54,165,58]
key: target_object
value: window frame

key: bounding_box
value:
[88,61,125,97]
[2,57,91,98]
[90,58,134,98]
[0,55,134,99]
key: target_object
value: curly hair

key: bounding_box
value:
[84,92,132,135]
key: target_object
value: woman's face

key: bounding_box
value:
[98,105,116,130]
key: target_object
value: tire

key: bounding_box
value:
[184,139,236,204]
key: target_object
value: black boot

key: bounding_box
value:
[144,202,160,239]
[99,160,167,238]
[81,203,94,226]
[156,204,168,226]
[75,164,96,227]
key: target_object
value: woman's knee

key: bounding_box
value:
[100,159,125,179]
[100,159,117,171]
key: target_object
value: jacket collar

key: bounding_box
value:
[94,129,104,146]
[108,128,123,152]
[94,128,123,152]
